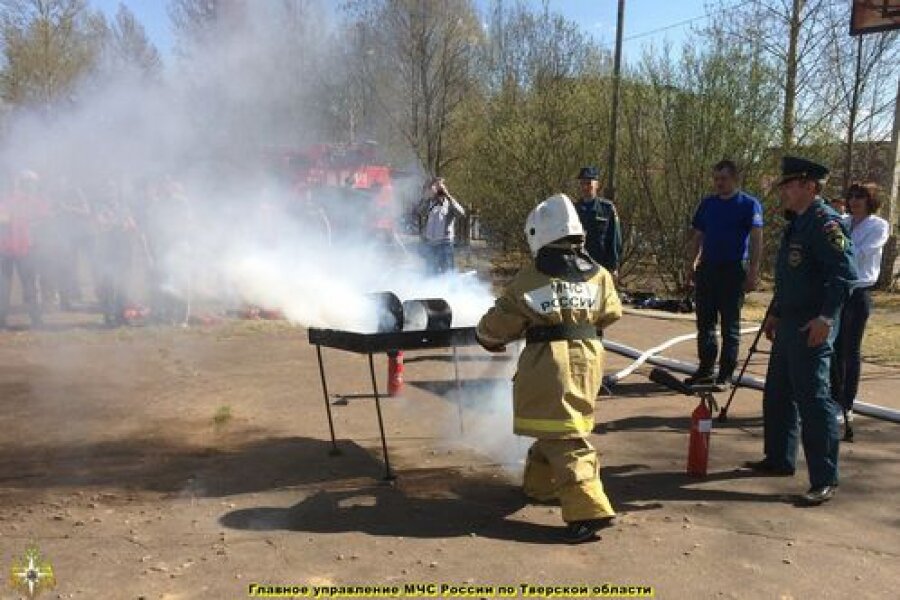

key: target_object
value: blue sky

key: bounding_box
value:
[88,0,714,60]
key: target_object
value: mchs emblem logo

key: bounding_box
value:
[8,544,56,598]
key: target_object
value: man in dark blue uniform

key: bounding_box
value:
[744,156,857,506]
[574,167,622,276]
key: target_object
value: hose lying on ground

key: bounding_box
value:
[602,338,900,424]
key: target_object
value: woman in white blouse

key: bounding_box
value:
[832,183,891,425]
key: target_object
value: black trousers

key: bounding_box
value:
[831,286,873,411]
[694,261,746,378]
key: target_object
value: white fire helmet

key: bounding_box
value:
[524,193,584,256]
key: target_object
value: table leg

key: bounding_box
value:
[452,345,465,435]
[368,353,396,481]
[316,345,341,456]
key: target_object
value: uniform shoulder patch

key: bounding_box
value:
[822,218,847,252]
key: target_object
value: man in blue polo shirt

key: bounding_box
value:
[685,160,764,388]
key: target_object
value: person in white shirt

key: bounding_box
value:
[418,177,465,274]
[832,183,891,424]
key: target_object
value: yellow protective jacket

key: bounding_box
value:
[476,248,622,439]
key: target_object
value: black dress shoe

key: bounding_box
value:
[564,517,615,543]
[714,376,732,391]
[742,459,795,476]
[800,485,836,505]
[684,372,715,386]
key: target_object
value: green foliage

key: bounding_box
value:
[452,76,610,251]
[618,37,782,290]
[447,1,610,252]
[0,0,105,107]
[450,10,794,290]
[213,404,232,426]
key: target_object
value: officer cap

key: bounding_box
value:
[778,156,829,186]
[577,166,599,181]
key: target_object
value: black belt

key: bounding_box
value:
[525,324,600,344]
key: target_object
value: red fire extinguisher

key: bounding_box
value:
[387,351,404,396]
[687,393,716,476]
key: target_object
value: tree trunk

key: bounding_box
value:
[781,0,803,153]
[877,74,900,290]
[843,35,863,193]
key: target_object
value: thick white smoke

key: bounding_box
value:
[0,5,496,333]
[0,2,530,496]
[219,205,496,332]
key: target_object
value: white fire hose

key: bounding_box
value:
[603,327,761,387]
[602,337,900,424]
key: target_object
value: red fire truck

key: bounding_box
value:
[263,142,401,236]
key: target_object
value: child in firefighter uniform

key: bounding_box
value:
[476,194,622,543]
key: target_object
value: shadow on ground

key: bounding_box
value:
[220,465,558,543]
[219,461,795,544]
[598,413,763,434]
[602,463,791,511]
[604,380,683,398]
[0,435,388,497]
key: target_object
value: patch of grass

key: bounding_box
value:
[741,296,900,366]
[741,303,768,323]
[864,322,900,366]
[871,291,900,310]
[213,405,232,426]
[214,319,299,340]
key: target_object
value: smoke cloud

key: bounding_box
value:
[0,5,496,333]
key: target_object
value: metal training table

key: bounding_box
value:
[308,326,480,480]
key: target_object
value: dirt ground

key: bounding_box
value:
[0,310,898,600]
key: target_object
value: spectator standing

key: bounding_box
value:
[418,177,465,274]
[685,160,763,388]
[0,171,47,328]
[831,183,890,424]
[31,176,89,312]
[573,166,622,276]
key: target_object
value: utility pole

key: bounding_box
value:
[606,0,625,201]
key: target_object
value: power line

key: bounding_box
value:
[623,0,756,42]
[624,15,709,41]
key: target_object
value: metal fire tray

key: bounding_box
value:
[308,326,480,481]
[308,326,478,354]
